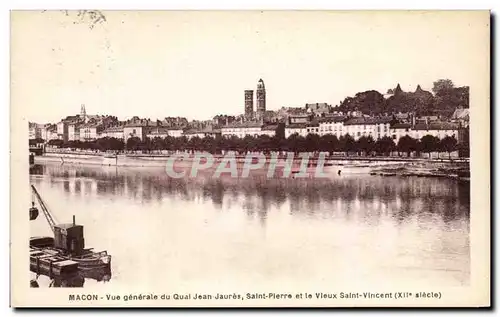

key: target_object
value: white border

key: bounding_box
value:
[3,1,497,316]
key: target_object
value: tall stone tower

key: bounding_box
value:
[80,104,87,122]
[256,79,266,119]
[244,90,254,119]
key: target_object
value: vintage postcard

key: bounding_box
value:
[10,10,490,307]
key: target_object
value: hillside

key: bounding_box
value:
[337,80,469,117]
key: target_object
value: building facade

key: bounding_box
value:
[410,123,459,142]
[29,122,42,139]
[80,124,101,141]
[318,116,346,137]
[100,126,124,139]
[285,124,308,138]
[56,121,69,142]
[343,117,392,141]
[183,128,222,139]
[221,122,276,138]
[68,123,81,141]
[146,127,184,139]
[124,125,148,142]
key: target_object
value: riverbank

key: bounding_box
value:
[369,162,470,181]
[33,152,469,181]
[37,150,469,164]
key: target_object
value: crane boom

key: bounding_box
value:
[31,185,57,232]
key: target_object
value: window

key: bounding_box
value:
[392,135,396,139]
[405,128,409,132]
[132,129,136,134]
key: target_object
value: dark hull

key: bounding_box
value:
[30,237,111,270]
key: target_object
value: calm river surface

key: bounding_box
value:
[29,162,470,289]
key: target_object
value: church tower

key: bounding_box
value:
[244,90,254,119]
[80,104,87,122]
[256,79,266,119]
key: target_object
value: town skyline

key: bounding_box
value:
[12,11,486,123]
[30,78,463,125]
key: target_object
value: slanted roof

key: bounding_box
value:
[103,126,124,132]
[262,124,278,131]
[222,122,263,129]
[412,122,459,131]
[285,123,308,129]
[344,117,392,126]
[390,123,411,129]
[318,116,346,123]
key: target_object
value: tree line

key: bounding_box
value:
[45,133,468,158]
[337,79,469,118]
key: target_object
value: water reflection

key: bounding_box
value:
[29,163,470,287]
[29,163,470,227]
[30,267,111,288]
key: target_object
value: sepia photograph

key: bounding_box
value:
[10,10,490,307]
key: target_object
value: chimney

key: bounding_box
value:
[73,215,76,226]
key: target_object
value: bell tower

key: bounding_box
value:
[256,79,266,119]
[244,90,254,119]
[80,104,87,122]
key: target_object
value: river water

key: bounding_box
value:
[29,162,470,289]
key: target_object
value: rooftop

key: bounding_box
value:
[390,123,412,129]
[344,117,392,126]
[412,122,459,131]
[103,126,124,132]
[318,116,346,123]
[222,122,263,129]
[183,128,221,134]
[148,127,184,134]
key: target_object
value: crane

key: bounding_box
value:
[31,185,58,233]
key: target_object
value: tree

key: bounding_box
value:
[242,135,257,153]
[274,123,286,140]
[304,134,321,153]
[188,136,203,153]
[151,137,165,153]
[319,134,339,154]
[356,136,375,156]
[286,133,306,154]
[258,135,274,153]
[439,136,458,159]
[432,79,454,95]
[397,135,418,157]
[339,134,356,156]
[126,137,141,151]
[47,139,64,147]
[419,135,440,155]
[374,136,396,156]
[29,138,45,146]
[338,90,387,116]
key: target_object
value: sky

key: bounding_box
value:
[11,10,489,123]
